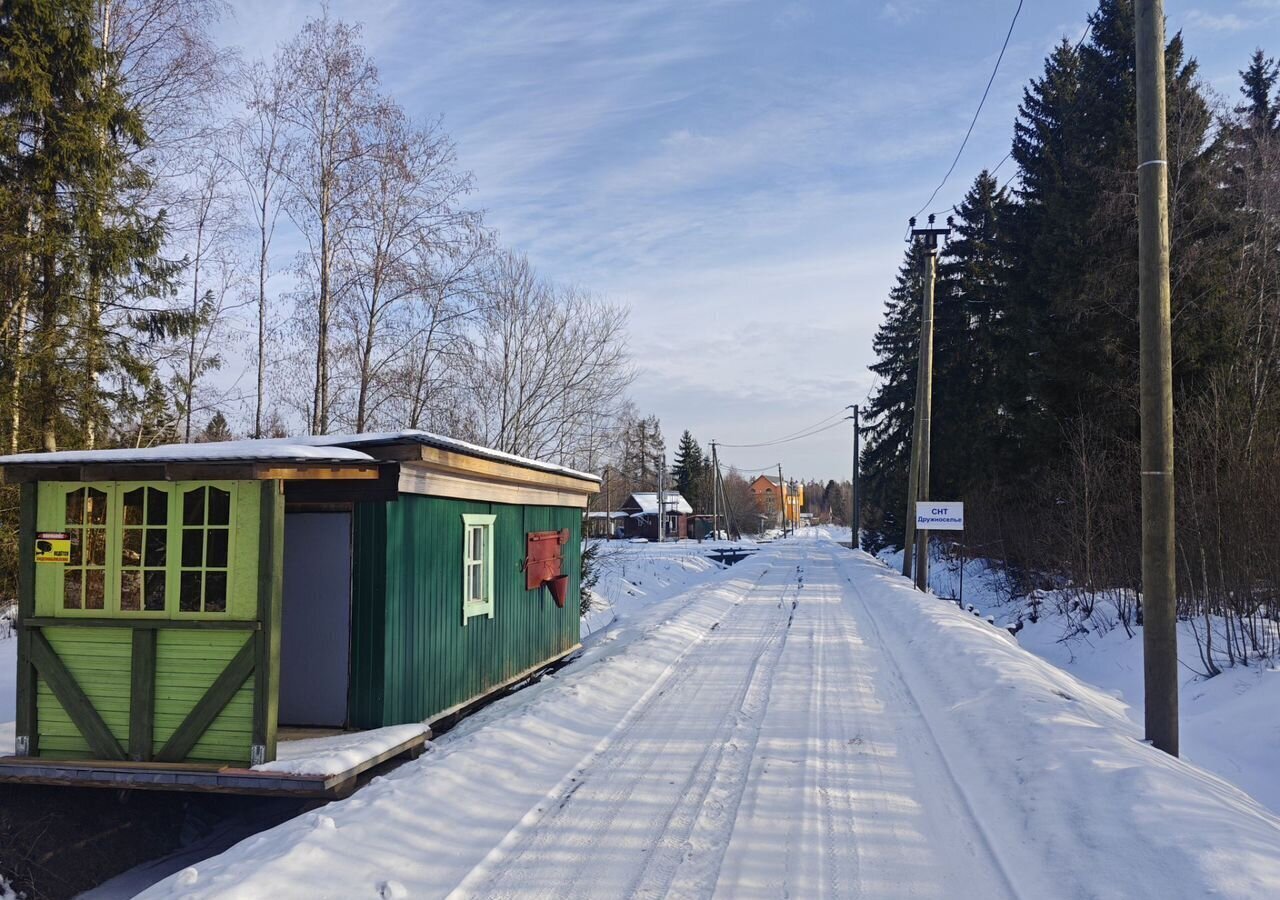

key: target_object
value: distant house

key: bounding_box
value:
[617,492,692,540]
[585,510,628,538]
[749,475,803,529]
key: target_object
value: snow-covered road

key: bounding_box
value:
[143,533,1280,899]
[462,546,1013,899]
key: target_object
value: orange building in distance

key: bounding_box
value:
[749,475,803,530]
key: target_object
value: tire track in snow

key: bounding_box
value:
[446,561,795,900]
[838,552,1023,900]
[709,552,863,898]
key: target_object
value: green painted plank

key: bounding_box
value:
[350,495,583,728]
[16,483,38,755]
[29,631,126,761]
[129,629,157,760]
[253,480,283,761]
[155,638,255,762]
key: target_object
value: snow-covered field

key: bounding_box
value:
[136,531,1280,898]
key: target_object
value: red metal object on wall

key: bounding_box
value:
[525,529,570,592]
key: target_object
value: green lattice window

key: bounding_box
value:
[43,481,241,618]
[63,487,109,611]
[120,486,169,612]
[178,485,232,613]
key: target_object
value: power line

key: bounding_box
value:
[715,459,780,474]
[716,417,852,450]
[713,409,846,450]
[919,18,1093,222]
[910,0,1024,220]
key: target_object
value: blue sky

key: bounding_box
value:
[218,0,1279,480]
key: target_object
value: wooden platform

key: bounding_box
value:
[0,729,429,798]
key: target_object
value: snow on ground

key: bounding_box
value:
[881,542,1280,817]
[582,538,754,637]
[253,724,429,777]
[140,532,1280,899]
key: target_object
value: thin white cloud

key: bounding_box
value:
[1185,9,1250,31]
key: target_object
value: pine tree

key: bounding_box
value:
[670,430,706,511]
[619,414,664,491]
[860,241,926,551]
[934,171,1020,491]
[200,411,233,443]
[0,0,188,453]
[1236,49,1279,134]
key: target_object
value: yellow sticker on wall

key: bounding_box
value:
[35,532,71,564]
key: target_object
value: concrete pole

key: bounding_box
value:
[1135,0,1178,757]
[914,246,937,592]
[852,405,861,548]
[902,322,924,581]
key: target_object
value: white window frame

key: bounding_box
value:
[461,514,496,624]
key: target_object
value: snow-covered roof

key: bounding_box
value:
[0,440,373,467]
[283,430,600,482]
[587,511,629,519]
[0,429,601,483]
[627,492,693,515]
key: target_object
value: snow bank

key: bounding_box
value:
[894,541,1280,818]
[582,540,732,637]
[254,724,429,777]
[835,549,1280,898]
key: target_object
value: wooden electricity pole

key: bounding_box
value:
[1135,0,1178,757]
[903,216,950,587]
[777,463,786,536]
[711,441,719,540]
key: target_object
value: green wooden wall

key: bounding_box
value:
[21,480,272,768]
[350,495,581,728]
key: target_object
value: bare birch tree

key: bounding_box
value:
[462,252,633,465]
[326,111,465,431]
[277,12,389,434]
[230,60,288,438]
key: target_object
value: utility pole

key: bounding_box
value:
[777,463,786,536]
[903,215,950,588]
[848,405,861,548]
[656,454,665,542]
[1135,0,1178,757]
[711,442,719,541]
[604,468,611,540]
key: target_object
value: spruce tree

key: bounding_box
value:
[934,171,1020,492]
[861,241,926,551]
[1236,49,1279,134]
[670,430,705,511]
[0,0,187,453]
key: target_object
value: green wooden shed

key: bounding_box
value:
[0,431,597,793]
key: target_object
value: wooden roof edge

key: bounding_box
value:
[353,439,601,487]
[402,448,600,496]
